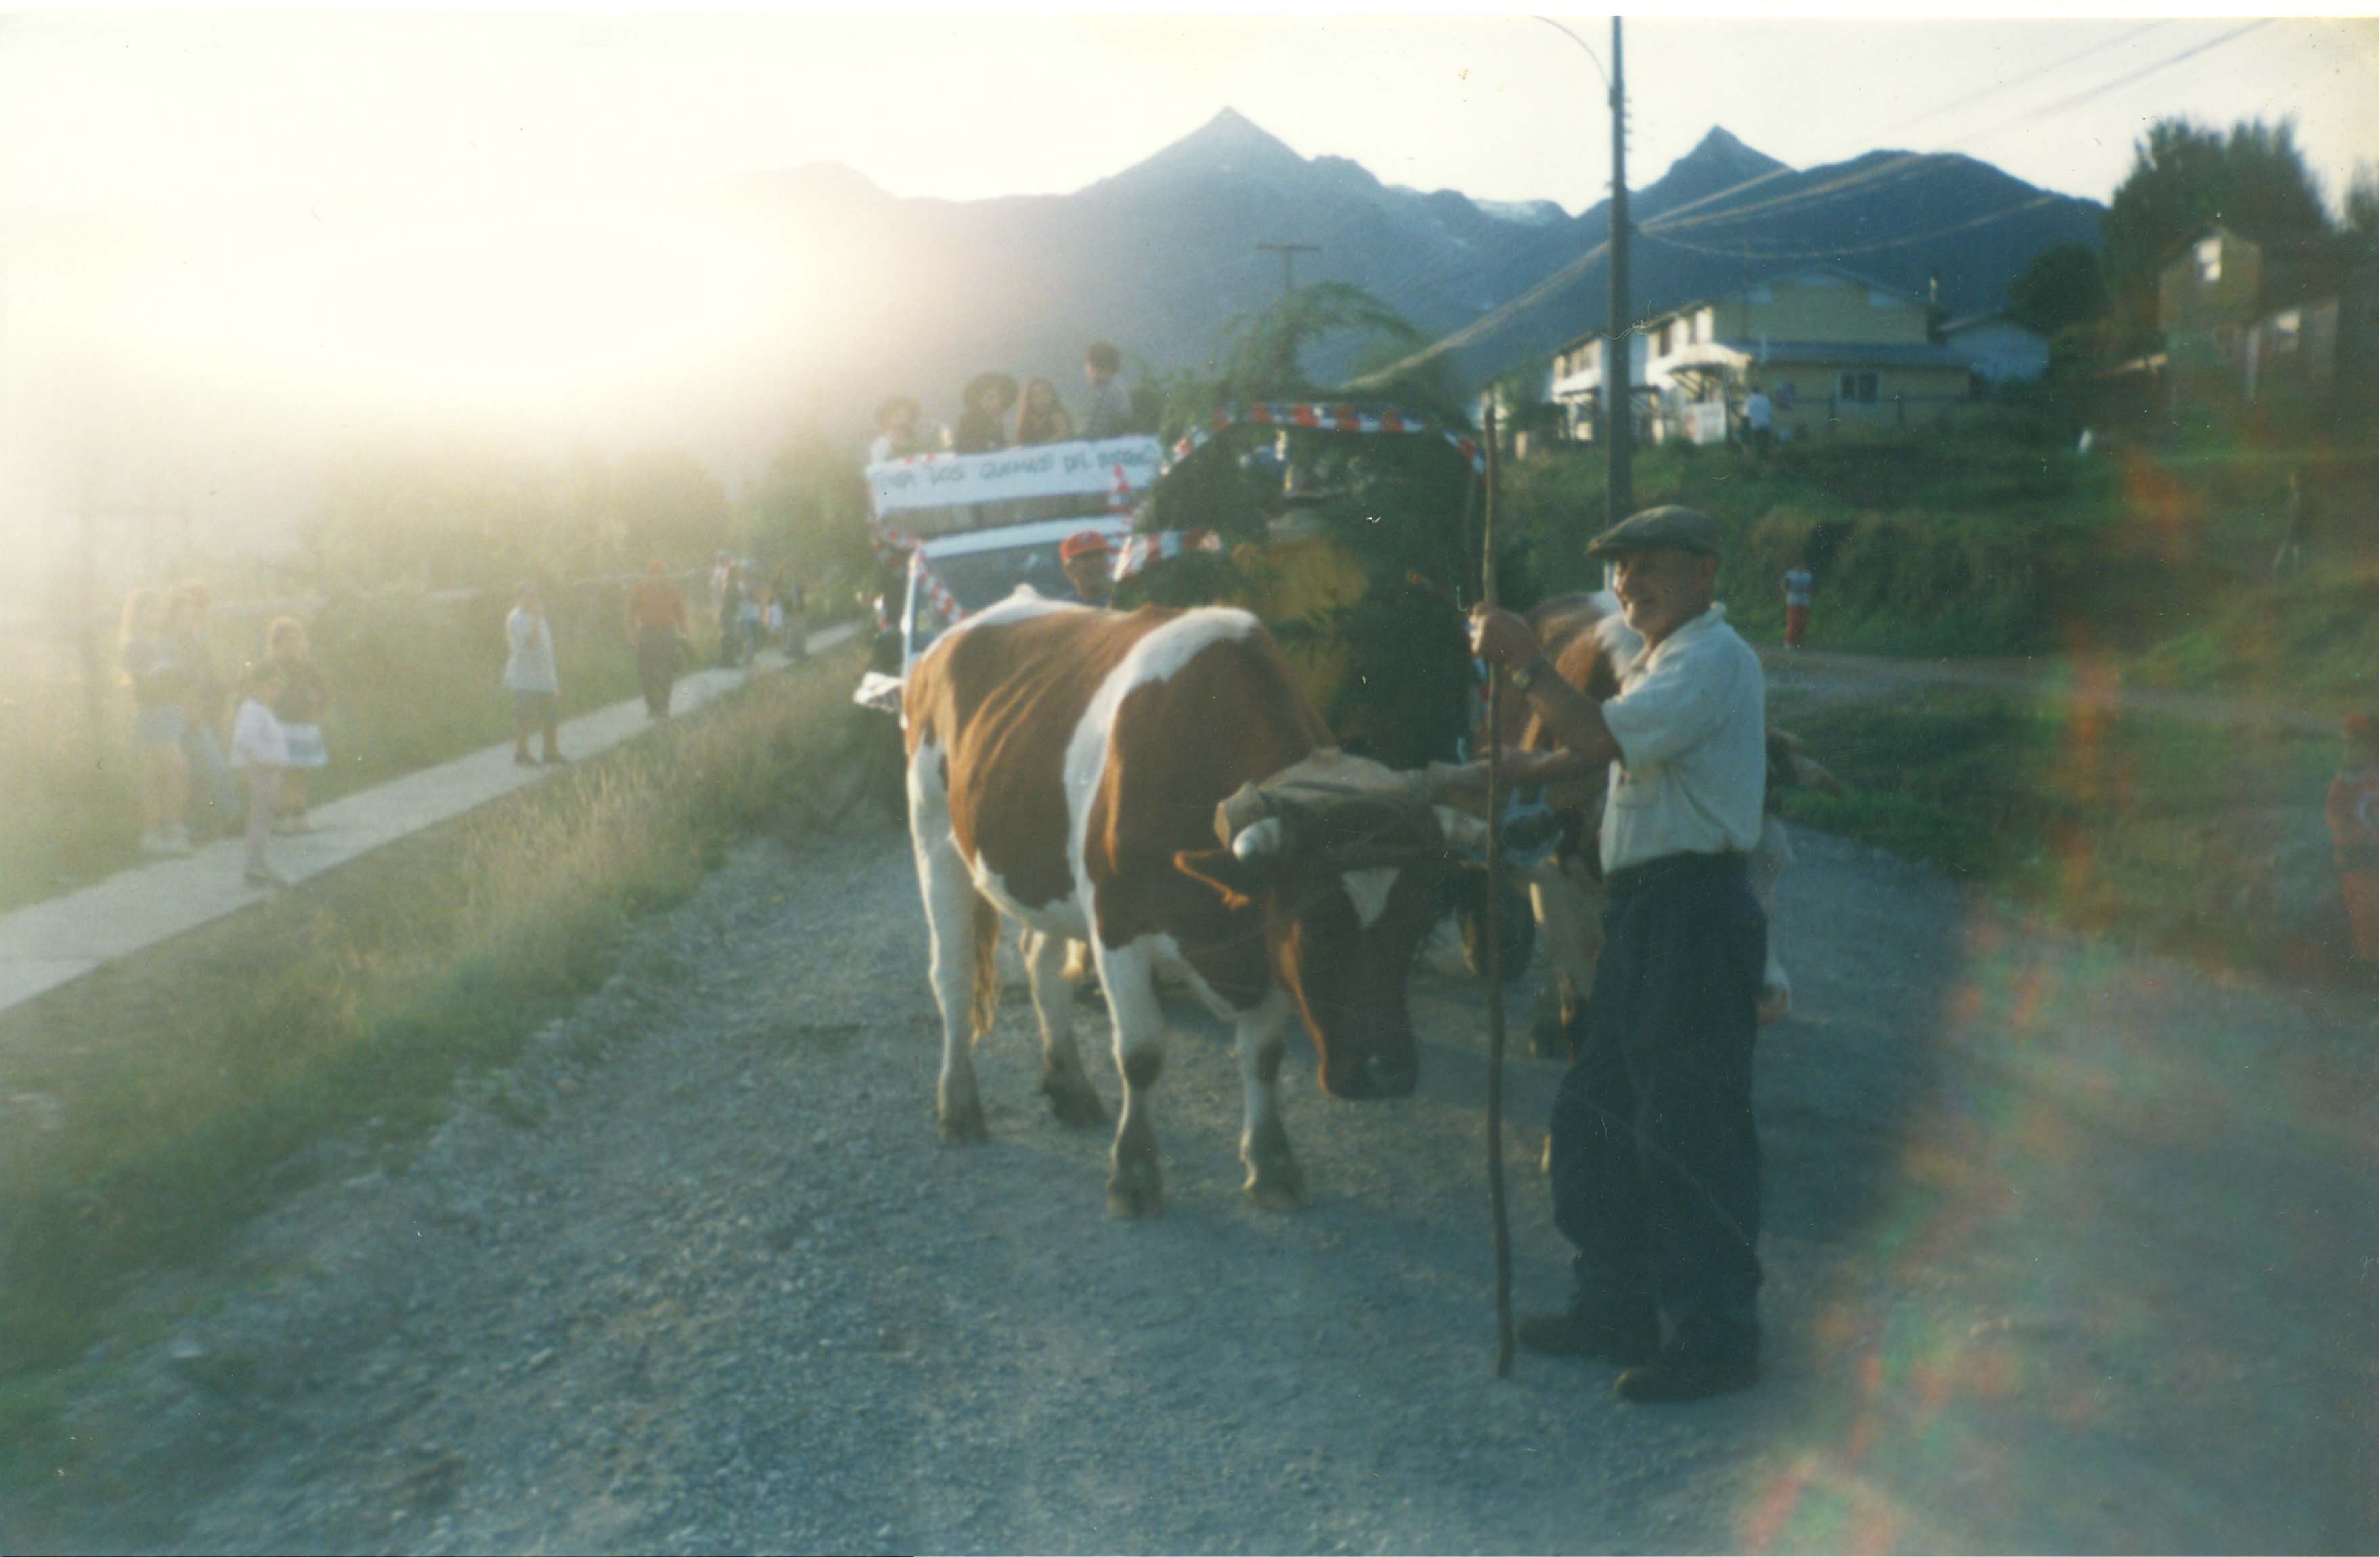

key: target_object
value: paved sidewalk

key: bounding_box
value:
[0,625,859,1018]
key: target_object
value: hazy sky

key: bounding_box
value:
[0,4,2373,578]
[1,9,2373,221]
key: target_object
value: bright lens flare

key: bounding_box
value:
[95,194,828,433]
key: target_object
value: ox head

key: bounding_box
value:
[1171,751,1488,1101]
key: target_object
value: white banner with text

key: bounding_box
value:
[867,437,1163,516]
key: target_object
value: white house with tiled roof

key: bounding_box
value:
[1633,264,1976,443]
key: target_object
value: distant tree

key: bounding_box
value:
[743,424,870,589]
[2350,166,2380,235]
[2342,163,2379,263]
[1198,282,1444,410]
[2009,243,2111,336]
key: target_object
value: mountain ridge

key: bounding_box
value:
[731,109,2101,433]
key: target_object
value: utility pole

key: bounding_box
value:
[1606,14,1634,526]
[1256,241,1320,299]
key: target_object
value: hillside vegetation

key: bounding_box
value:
[1500,419,2377,695]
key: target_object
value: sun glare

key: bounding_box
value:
[90,194,828,436]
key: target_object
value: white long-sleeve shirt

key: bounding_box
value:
[1596,605,1767,873]
[504,607,561,693]
[231,697,290,770]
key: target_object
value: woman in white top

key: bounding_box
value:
[504,582,565,767]
[230,661,292,887]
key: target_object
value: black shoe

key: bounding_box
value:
[1516,1308,1659,1367]
[1613,1344,1757,1404]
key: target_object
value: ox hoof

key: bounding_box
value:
[1756,985,1791,1026]
[1040,1078,1110,1128]
[1245,1162,1307,1211]
[1106,1166,1166,1219]
[937,1097,989,1144]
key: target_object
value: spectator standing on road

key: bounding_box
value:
[1467,504,1769,1405]
[737,569,766,659]
[717,567,749,668]
[1742,385,1774,458]
[504,582,565,767]
[1013,378,1075,446]
[625,559,689,719]
[2327,714,2377,965]
[264,617,330,833]
[708,549,733,644]
[230,660,291,888]
[121,588,194,857]
[1080,341,1133,439]
[1783,557,1813,649]
[167,582,243,839]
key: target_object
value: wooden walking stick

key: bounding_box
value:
[1480,408,1515,1378]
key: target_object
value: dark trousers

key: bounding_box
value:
[637,626,680,715]
[1551,851,1767,1358]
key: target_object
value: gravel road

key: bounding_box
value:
[7,807,2373,1554]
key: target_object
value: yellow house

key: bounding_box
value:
[1636,265,1975,443]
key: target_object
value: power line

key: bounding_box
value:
[1878,20,2167,137]
[1637,191,2069,265]
[1950,20,2272,149]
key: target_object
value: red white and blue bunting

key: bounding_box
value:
[1112,528,1224,582]
[1159,403,1485,479]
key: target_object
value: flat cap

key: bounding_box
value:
[1586,504,1724,559]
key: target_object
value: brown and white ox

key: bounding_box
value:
[902,596,1470,1218]
[1500,592,1842,1057]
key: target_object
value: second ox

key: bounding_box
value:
[903,596,1476,1218]
[1492,592,1842,1055]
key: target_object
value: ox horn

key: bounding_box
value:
[1230,816,1287,862]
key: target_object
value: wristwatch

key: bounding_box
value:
[1509,655,1555,694]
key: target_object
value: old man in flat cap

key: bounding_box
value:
[1466,504,1769,1404]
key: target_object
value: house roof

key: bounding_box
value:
[1642,262,1932,332]
[1939,309,2043,338]
[1713,338,1969,368]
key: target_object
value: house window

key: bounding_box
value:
[1838,371,1879,404]
[2197,238,2222,284]
[1695,310,1714,343]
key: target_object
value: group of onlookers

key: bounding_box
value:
[869,340,1137,464]
[118,558,808,890]
[119,580,329,887]
[709,553,808,671]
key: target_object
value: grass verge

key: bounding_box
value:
[1770,680,2354,975]
[0,643,869,1386]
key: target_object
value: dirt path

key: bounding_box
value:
[5,814,2373,1553]
[1756,646,2339,735]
